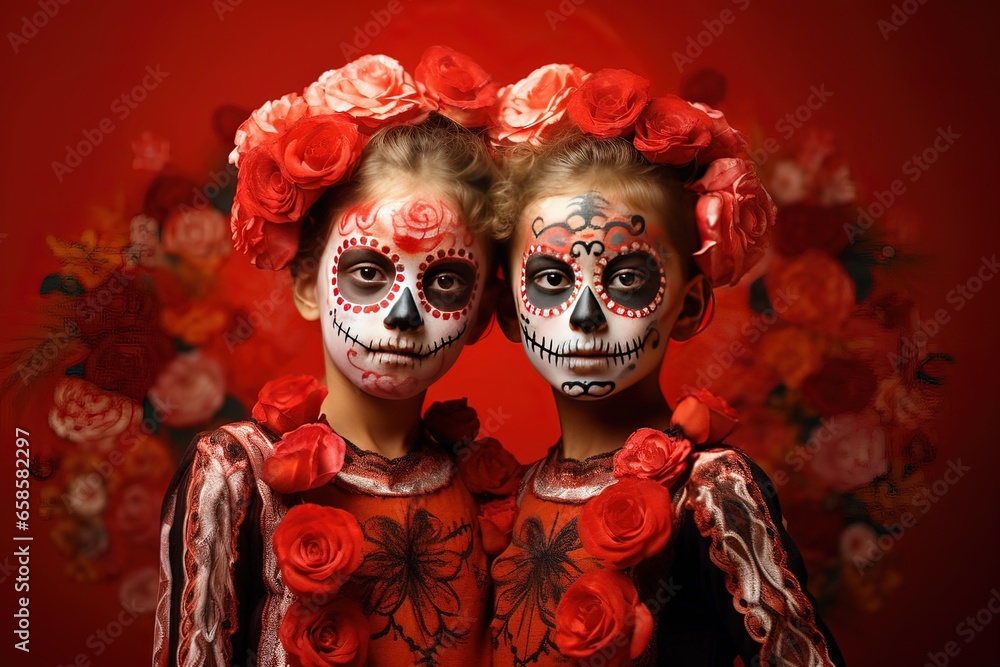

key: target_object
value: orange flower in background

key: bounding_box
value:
[263,422,347,494]
[47,229,126,290]
[766,249,856,332]
[578,477,673,569]
[161,301,229,346]
[252,375,328,435]
[458,437,523,496]
[273,504,364,598]
[554,570,654,667]
[758,326,825,389]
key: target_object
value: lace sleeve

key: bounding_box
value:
[685,448,847,667]
[152,428,261,667]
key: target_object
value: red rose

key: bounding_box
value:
[687,157,777,287]
[263,423,347,494]
[423,398,480,447]
[489,63,590,146]
[566,68,649,139]
[765,250,856,332]
[613,428,691,486]
[670,389,741,445]
[279,596,370,667]
[578,478,673,569]
[253,375,329,435]
[277,114,364,189]
[554,570,654,667]
[303,54,426,129]
[633,95,714,165]
[690,101,751,163]
[773,204,851,258]
[479,495,516,556]
[85,328,173,401]
[273,503,364,597]
[74,272,159,344]
[415,45,500,127]
[801,358,878,416]
[48,377,142,448]
[235,144,319,223]
[459,437,523,496]
[230,204,302,271]
[390,198,457,254]
[230,92,309,168]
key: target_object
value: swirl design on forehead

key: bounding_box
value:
[530,191,646,258]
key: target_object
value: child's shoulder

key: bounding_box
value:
[185,419,278,470]
[683,444,780,506]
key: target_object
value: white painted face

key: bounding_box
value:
[319,193,489,399]
[511,191,685,399]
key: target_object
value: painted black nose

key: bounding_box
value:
[569,287,607,334]
[383,287,424,331]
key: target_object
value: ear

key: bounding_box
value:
[496,278,522,343]
[292,267,321,322]
[670,273,712,342]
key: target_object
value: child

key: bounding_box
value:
[486,66,846,667]
[154,50,501,667]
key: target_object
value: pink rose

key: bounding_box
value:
[806,412,888,492]
[147,351,226,428]
[415,45,500,127]
[687,158,777,287]
[49,377,142,448]
[304,55,426,129]
[230,92,309,167]
[161,206,232,262]
[670,389,740,445]
[613,428,691,487]
[489,63,590,146]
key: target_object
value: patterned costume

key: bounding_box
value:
[154,420,491,667]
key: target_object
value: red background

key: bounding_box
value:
[2,0,999,665]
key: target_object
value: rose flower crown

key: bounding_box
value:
[229,50,776,289]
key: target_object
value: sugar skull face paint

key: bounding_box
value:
[320,194,488,399]
[513,191,685,399]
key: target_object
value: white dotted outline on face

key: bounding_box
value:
[519,244,585,317]
[592,241,667,319]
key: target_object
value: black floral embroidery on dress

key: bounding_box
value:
[354,508,474,665]
[492,513,590,666]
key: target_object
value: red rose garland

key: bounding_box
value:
[273,504,364,598]
[415,45,501,127]
[554,570,654,667]
[578,477,674,570]
[252,374,328,435]
[263,423,347,494]
[613,427,691,487]
[489,64,775,288]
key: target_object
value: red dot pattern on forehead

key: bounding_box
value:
[519,244,584,318]
[593,241,667,319]
[330,236,400,315]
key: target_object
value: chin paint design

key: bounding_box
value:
[514,191,680,399]
[320,195,486,399]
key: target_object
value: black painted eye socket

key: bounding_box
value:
[422,260,476,311]
[525,254,576,309]
[338,248,395,304]
[601,251,662,308]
